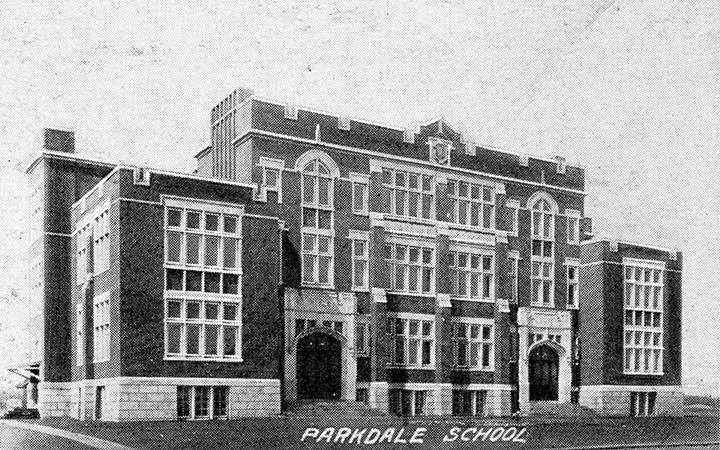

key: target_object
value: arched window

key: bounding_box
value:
[301,158,335,286]
[530,193,557,306]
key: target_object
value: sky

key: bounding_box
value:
[0,0,718,393]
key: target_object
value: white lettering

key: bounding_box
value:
[489,427,504,442]
[348,428,367,444]
[502,427,518,441]
[317,428,334,443]
[473,427,492,442]
[409,427,426,444]
[364,428,381,445]
[301,428,319,442]
[443,427,460,442]
[513,427,527,443]
[378,428,396,444]
[461,427,478,442]
[393,428,407,444]
[334,428,352,443]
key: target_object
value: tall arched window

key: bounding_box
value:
[530,194,556,306]
[301,159,334,286]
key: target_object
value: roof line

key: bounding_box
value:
[582,238,679,254]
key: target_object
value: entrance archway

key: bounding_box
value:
[529,345,559,401]
[296,332,342,400]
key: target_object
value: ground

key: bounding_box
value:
[9,415,717,450]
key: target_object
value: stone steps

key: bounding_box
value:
[525,401,597,418]
[283,400,391,418]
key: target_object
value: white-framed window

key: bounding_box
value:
[531,196,556,306]
[355,321,370,357]
[259,157,284,203]
[452,390,487,416]
[448,247,494,301]
[630,391,657,417]
[506,199,520,236]
[93,292,110,363]
[301,159,334,287]
[566,259,579,309]
[566,210,580,245]
[623,259,664,375]
[381,168,434,220]
[165,297,241,360]
[383,239,435,295]
[508,251,520,303]
[93,207,110,274]
[350,173,369,215]
[447,179,495,229]
[177,386,229,420]
[386,314,435,368]
[76,303,84,367]
[76,223,91,284]
[164,197,243,361]
[350,233,369,291]
[389,389,427,416]
[452,318,494,370]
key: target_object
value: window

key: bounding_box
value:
[356,322,370,356]
[630,392,657,416]
[356,388,369,404]
[93,293,110,363]
[259,157,284,202]
[93,208,110,274]
[623,260,664,375]
[164,199,243,361]
[350,173,369,215]
[452,319,494,370]
[508,252,519,303]
[301,159,334,286]
[447,179,495,228]
[351,236,369,290]
[177,386,229,420]
[381,168,434,219]
[389,390,427,416]
[75,222,91,284]
[566,210,580,245]
[506,200,519,236]
[452,390,487,416]
[383,241,435,294]
[566,260,579,308]
[448,249,494,301]
[531,196,556,306]
[386,315,434,367]
[76,304,84,367]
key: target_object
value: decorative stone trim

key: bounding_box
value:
[371,287,387,304]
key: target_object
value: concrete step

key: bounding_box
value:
[525,401,597,417]
[283,400,390,418]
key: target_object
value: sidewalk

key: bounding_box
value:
[0,419,134,450]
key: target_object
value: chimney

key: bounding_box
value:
[43,128,75,153]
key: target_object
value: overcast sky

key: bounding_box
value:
[1,0,718,391]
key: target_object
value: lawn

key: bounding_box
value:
[34,414,719,450]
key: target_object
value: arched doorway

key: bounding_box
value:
[296,332,342,400]
[529,345,559,401]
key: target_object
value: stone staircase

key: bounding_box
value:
[282,400,391,419]
[525,401,597,418]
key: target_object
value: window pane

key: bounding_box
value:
[353,261,366,288]
[186,234,201,264]
[395,190,406,216]
[483,204,493,228]
[166,269,184,290]
[186,211,201,229]
[168,324,182,353]
[205,302,219,320]
[422,194,433,219]
[409,340,418,364]
[204,272,220,293]
[422,341,432,365]
[222,274,239,294]
[318,256,331,284]
[195,387,209,417]
[224,326,238,356]
[264,169,278,188]
[167,209,182,227]
[353,183,366,211]
[395,337,405,364]
[205,326,219,355]
[167,232,182,263]
[318,178,331,206]
[205,235,220,266]
[223,215,238,234]
[223,238,238,269]
[318,210,332,229]
[186,302,200,319]
[353,240,366,257]
[303,175,315,203]
[408,192,419,217]
[186,271,202,291]
[205,214,219,231]
[213,387,228,417]
[186,325,200,354]
[422,175,432,191]
[167,300,182,318]
[223,304,237,321]
[422,268,432,293]
[177,386,191,417]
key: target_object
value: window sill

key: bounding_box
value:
[450,297,495,303]
[301,283,336,291]
[352,210,369,217]
[622,371,665,376]
[352,287,370,293]
[385,291,436,298]
[451,368,495,373]
[165,355,244,363]
[386,365,436,370]
[530,303,556,308]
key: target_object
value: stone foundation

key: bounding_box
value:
[387,383,512,417]
[41,377,281,421]
[580,385,683,416]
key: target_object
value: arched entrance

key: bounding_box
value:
[529,345,559,401]
[296,332,342,400]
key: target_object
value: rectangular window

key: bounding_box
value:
[506,200,519,236]
[623,259,664,375]
[356,322,370,356]
[567,260,579,308]
[177,386,229,420]
[387,315,434,367]
[448,249,494,301]
[447,180,495,229]
[351,237,369,290]
[389,390,428,416]
[75,223,92,284]
[93,293,110,363]
[164,199,243,361]
[630,391,657,416]
[93,208,110,274]
[384,241,435,294]
[566,211,580,245]
[76,304,84,367]
[350,173,369,215]
[177,386,192,419]
[531,201,554,306]
[381,168,434,219]
[452,319,494,370]
[452,390,487,416]
[508,253,519,303]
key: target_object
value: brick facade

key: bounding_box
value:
[23,89,682,421]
